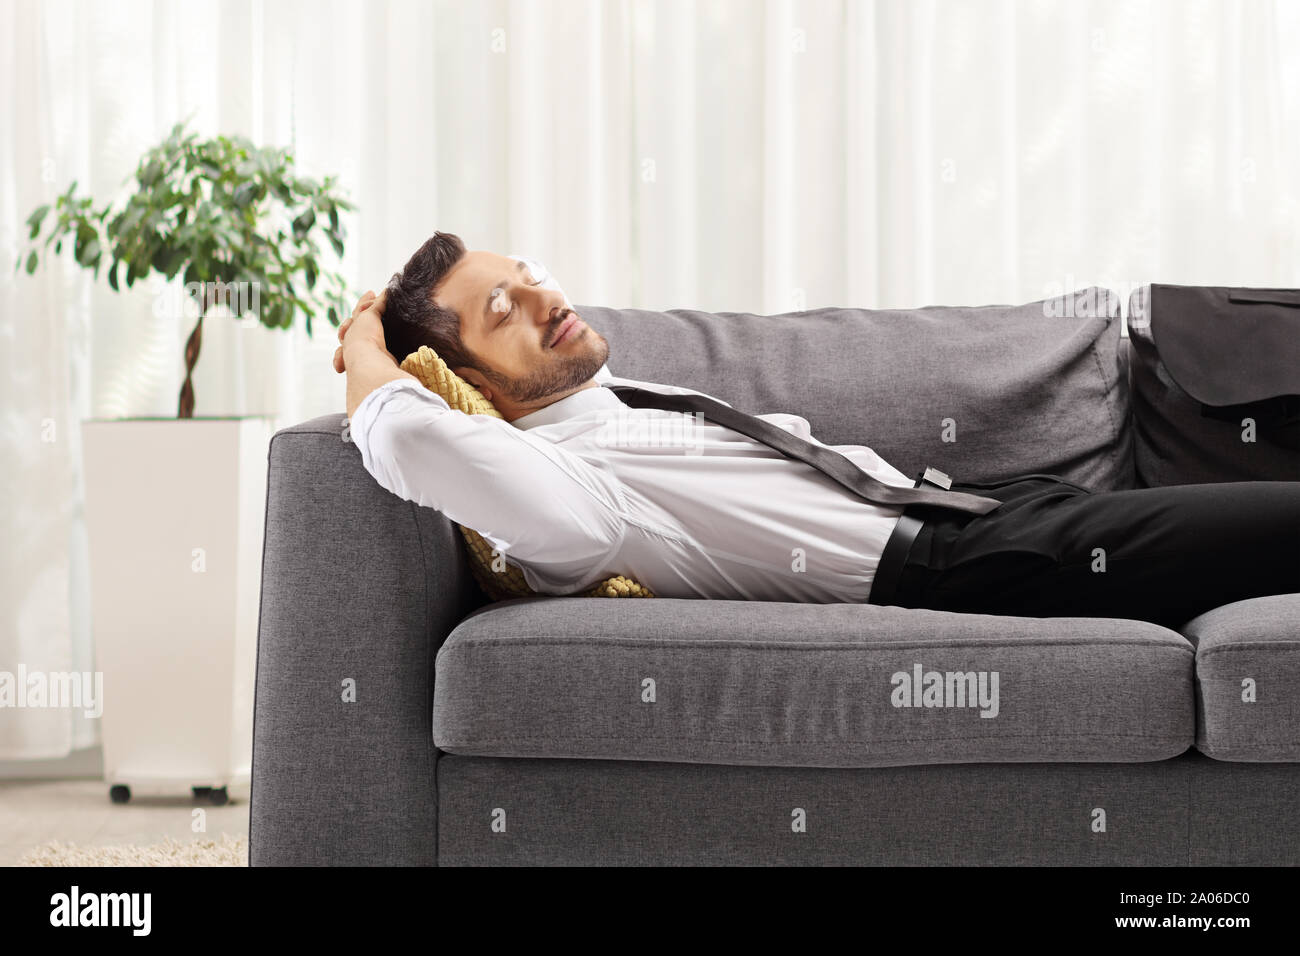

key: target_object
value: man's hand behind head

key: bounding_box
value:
[333,289,390,374]
[337,287,420,420]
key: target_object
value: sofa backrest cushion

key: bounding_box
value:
[574,287,1132,492]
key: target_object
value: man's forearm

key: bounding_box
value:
[346,342,419,420]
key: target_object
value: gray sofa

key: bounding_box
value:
[250,285,1300,866]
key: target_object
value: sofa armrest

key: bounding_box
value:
[250,413,484,866]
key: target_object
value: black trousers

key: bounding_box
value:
[891,474,1300,630]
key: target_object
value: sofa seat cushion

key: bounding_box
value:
[433,597,1194,768]
[1183,594,1300,762]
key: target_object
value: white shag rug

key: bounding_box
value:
[18,834,247,867]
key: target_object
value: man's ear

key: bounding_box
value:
[455,366,494,402]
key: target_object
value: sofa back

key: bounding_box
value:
[575,287,1133,492]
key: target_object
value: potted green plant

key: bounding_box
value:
[17,118,353,416]
[14,120,356,804]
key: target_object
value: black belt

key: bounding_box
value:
[867,467,952,607]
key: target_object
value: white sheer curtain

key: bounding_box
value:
[2,0,1296,760]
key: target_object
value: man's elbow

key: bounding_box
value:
[352,415,429,507]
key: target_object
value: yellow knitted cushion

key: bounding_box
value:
[398,345,653,601]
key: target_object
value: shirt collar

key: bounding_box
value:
[511,382,625,430]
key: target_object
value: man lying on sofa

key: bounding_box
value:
[332,231,1300,630]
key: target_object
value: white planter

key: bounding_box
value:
[81,416,272,804]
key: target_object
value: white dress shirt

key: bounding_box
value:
[348,364,912,603]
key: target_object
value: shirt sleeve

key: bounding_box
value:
[348,378,626,569]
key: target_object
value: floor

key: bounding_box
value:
[0,779,249,865]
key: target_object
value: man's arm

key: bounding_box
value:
[332,289,626,574]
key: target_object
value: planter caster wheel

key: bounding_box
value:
[208,787,229,806]
[109,784,131,804]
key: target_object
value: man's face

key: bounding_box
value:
[433,250,609,420]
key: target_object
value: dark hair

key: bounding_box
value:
[382,231,492,378]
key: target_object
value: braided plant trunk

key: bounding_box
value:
[178,310,203,419]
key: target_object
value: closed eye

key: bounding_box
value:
[496,275,546,327]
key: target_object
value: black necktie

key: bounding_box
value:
[605,384,1001,516]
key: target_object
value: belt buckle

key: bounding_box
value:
[916,466,952,490]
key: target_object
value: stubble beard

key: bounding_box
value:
[490,327,611,405]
